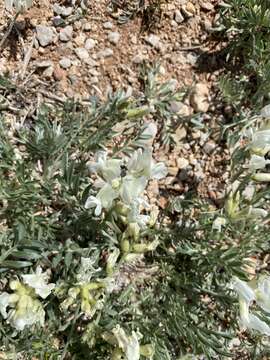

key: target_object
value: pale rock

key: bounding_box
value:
[108,31,120,45]
[59,25,73,42]
[85,38,96,50]
[177,158,189,169]
[96,48,114,59]
[182,2,196,18]
[175,10,184,23]
[103,21,113,29]
[190,83,209,113]
[74,47,89,62]
[59,57,72,69]
[200,2,214,11]
[145,34,161,50]
[36,25,55,47]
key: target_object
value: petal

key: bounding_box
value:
[151,162,168,179]
[249,155,270,170]
[85,196,102,215]
[233,277,255,303]
[120,176,147,205]
[0,292,11,319]
[248,314,270,336]
[256,277,270,313]
[22,266,55,299]
[97,183,119,209]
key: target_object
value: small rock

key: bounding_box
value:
[83,23,92,31]
[168,167,179,176]
[182,2,196,18]
[59,25,73,42]
[190,83,209,113]
[74,33,86,46]
[108,31,120,45]
[132,54,145,64]
[74,47,89,62]
[61,7,73,17]
[53,66,65,81]
[200,2,214,11]
[177,158,189,169]
[171,125,187,143]
[203,140,216,154]
[158,196,168,209]
[59,57,72,69]
[203,19,212,31]
[103,21,113,29]
[85,38,95,50]
[90,76,99,84]
[145,34,161,50]
[35,60,53,68]
[52,16,65,27]
[53,4,73,17]
[175,10,184,23]
[43,66,54,78]
[36,25,55,47]
[96,48,114,59]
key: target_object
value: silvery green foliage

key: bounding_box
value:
[5,0,32,12]
[233,276,270,336]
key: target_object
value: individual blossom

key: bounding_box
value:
[21,266,55,299]
[249,128,270,156]
[249,154,270,171]
[232,276,270,336]
[102,325,154,360]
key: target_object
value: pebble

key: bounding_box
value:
[177,158,189,169]
[200,2,214,11]
[84,38,96,50]
[53,66,65,81]
[103,21,113,29]
[96,48,114,59]
[52,16,65,27]
[145,34,161,50]
[59,57,72,69]
[35,60,53,68]
[175,10,184,23]
[190,83,209,113]
[132,54,145,64]
[36,25,55,47]
[108,31,120,45]
[53,4,73,17]
[182,2,196,18]
[203,141,216,154]
[59,25,73,42]
[74,47,90,62]
[83,23,92,31]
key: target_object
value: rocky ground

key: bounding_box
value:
[0,0,229,209]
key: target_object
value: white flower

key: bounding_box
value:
[233,276,270,336]
[249,154,270,170]
[21,266,55,299]
[0,281,45,331]
[128,148,167,180]
[212,217,226,232]
[249,129,270,156]
[112,325,142,360]
[88,151,122,183]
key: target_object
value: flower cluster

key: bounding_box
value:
[85,123,167,257]
[0,266,55,331]
[233,276,270,336]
